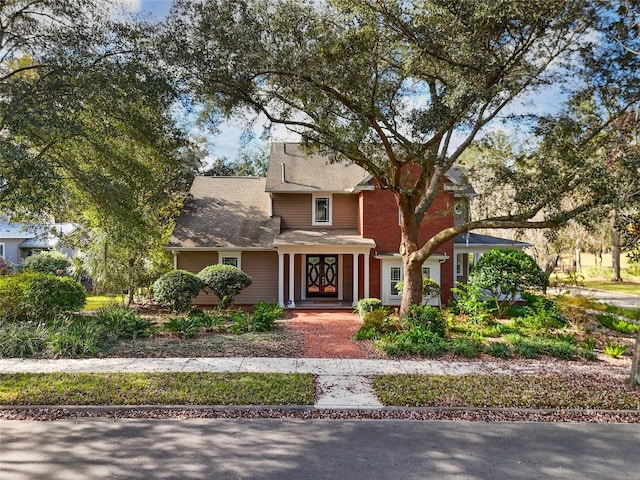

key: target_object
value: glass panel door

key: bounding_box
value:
[306,255,338,297]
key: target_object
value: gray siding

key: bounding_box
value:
[0,239,22,265]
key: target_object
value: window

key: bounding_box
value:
[221,257,238,267]
[219,252,241,269]
[0,243,4,259]
[312,194,332,225]
[390,266,402,296]
[391,266,431,297]
[456,253,463,276]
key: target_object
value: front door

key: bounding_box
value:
[306,255,338,297]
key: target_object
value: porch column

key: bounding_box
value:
[278,252,285,308]
[288,253,296,307]
[363,252,370,299]
[352,253,359,307]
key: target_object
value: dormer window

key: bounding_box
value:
[312,194,332,226]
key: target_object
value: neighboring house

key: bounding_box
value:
[0,222,78,266]
[168,142,529,308]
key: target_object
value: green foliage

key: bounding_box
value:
[403,305,447,337]
[185,308,226,331]
[229,311,252,334]
[469,249,548,317]
[394,277,441,300]
[95,306,157,340]
[355,309,400,340]
[20,251,70,275]
[0,321,49,357]
[198,264,252,308]
[0,273,86,321]
[604,342,628,358]
[449,336,484,358]
[23,274,87,319]
[355,298,384,318]
[504,334,577,360]
[597,313,639,334]
[152,270,204,313]
[251,302,283,332]
[484,341,512,359]
[47,316,103,357]
[163,316,202,339]
[381,327,448,357]
[510,293,565,331]
[451,283,493,323]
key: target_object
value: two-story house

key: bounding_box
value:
[168,142,529,308]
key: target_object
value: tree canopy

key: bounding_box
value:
[161,0,640,312]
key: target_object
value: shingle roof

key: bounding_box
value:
[265,143,370,192]
[454,233,531,248]
[275,229,376,247]
[167,177,280,249]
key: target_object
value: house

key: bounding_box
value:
[168,142,529,307]
[0,222,78,266]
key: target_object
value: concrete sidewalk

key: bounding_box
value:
[0,356,630,410]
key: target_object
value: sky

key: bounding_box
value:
[120,0,568,164]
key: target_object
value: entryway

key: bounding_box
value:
[306,255,338,297]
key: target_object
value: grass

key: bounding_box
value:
[83,295,125,311]
[0,372,314,405]
[373,374,640,409]
[583,280,640,296]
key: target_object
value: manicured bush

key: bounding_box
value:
[20,250,70,275]
[152,270,204,313]
[355,298,384,318]
[23,274,87,319]
[0,274,30,320]
[198,264,252,308]
[403,304,447,337]
[469,248,548,317]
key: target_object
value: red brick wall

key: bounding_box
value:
[360,184,456,304]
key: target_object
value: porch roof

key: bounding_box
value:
[274,229,375,247]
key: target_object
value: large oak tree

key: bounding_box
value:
[160,0,640,313]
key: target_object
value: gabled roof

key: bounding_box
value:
[265,143,371,193]
[168,177,280,250]
[265,142,475,195]
[454,233,531,248]
[0,222,77,243]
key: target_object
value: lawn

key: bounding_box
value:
[373,374,640,409]
[583,280,640,296]
[0,372,314,406]
[83,294,126,311]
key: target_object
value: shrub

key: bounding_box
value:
[403,304,447,337]
[20,250,70,275]
[597,313,639,334]
[47,316,103,357]
[355,298,384,318]
[0,321,49,357]
[394,277,441,303]
[449,336,484,358]
[355,309,400,340]
[230,311,252,334]
[485,341,511,358]
[198,264,252,308]
[469,249,548,317]
[95,306,157,340]
[23,274,87,319]
[152,270,204,313]
[451,283,493,324]
[604,342,628,358]
[186,308,227,331]
[163,316,202,338]
[251,302,283,332]
[382,327,448,357]
[0,274,30,320]
[0,258,13,275]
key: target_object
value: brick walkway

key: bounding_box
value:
[288,310,366,358]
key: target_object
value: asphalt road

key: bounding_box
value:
[1,418,639,479]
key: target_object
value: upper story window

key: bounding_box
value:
[312,194,332,226]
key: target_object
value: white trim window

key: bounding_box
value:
[219,252,241,269]
[456,253,464,276]
[390,266,402,296]
[0,243,4,259]
[312,194,332,226]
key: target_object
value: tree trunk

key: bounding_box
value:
[574,248,582,273]
[400,256,424,316]
[611,227,623,282]
[630,328,640,389]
